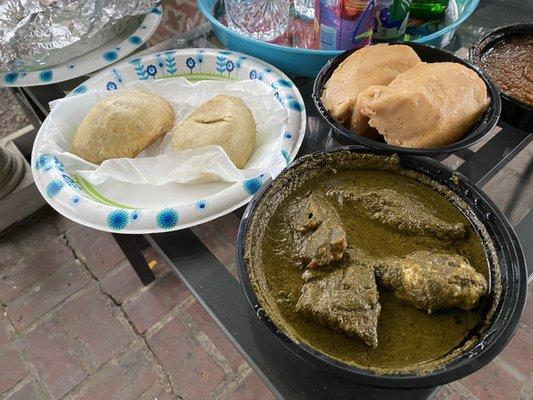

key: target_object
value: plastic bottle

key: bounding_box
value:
[409,0,449,18]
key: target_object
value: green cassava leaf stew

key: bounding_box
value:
[243,151,502,375]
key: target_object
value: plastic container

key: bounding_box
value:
[312,42,501,155]
[469,23,533,132]
[197,0,479,77]
[236,146,527,388]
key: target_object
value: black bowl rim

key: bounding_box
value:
[236,146,527,389]
[469,22,533,112]
[312,42,502,155]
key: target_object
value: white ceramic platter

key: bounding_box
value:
[32,48,307,233]
[0,6,162,87]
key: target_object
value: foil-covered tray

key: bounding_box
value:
[0,0,159,72]
[0,5,162,86]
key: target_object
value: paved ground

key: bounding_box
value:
[0,88,31,140]
[0,210,275,400]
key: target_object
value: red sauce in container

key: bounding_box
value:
[479,35,533,106]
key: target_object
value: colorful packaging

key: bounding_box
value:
[315,0,376,50]
[374,0,413,40]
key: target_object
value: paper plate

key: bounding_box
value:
[0,6,162,87]
[32,48,306,233]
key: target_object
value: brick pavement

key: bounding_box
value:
[0,208,531,400]
[0,210,274,400]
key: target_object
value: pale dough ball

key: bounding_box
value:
[321,44,421,138]
[71,90,175,163]
[357,62,489,148]
[171,95,256,169]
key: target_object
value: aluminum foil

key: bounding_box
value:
[0,0,159,72]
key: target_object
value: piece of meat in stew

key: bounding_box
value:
[375,251,487,314]
[287,193,347,269]
[296,249,381,348]
[327,187,466,240]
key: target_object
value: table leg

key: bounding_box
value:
[112,233,155,285]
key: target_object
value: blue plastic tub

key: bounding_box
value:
[198,0,479,77]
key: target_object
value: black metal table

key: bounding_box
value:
[16,1,531,398]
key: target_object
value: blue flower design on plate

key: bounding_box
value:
[284,132,292,139]
[70,195,81,207]
[286,97,303,112]
[53,157,66,172]
[62,174,81,191]
[272,79,292,89]
[276,94,303,112]
[106,81,118,91]
[249,69,257,79]
[145,64,157,78]
[281,149,290,165]
[243,176,264,195]
[130,210,141,223]
[35,154,54,172]
[46,180,64,198]
[216,54,227,74]
[235,56,245,70]
[107,210,129,231]
[226,60,235,73]
[128,35,142,45]
[186,57,195,72]
[132,62,149,80]
[39,70,53,82]
[156,208,179,230]
[164,53,177,75]
[111,68,123,84]
[72,85,87,94]
[103,50,118,62]
[4,72,18,84]
[195,200,208,212]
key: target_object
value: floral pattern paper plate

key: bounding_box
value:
[0,6,162,87]
[32,48,306,233]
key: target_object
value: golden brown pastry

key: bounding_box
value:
[357,62,490,148]
[171,95,256,169]
[71,90,174,163]
[321,44,421,137]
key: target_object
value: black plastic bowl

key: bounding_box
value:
[236,146,527,389]
[469,23,533,131]
[312,43,501,155]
